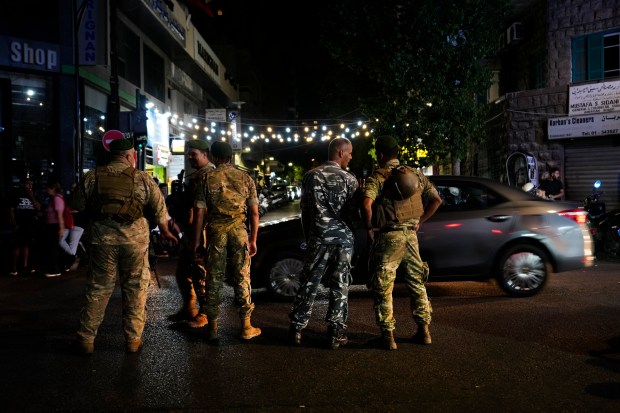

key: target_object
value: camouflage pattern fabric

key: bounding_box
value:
[175,164,213,310]
[77,244,151,343]
[289,161,359,330]
[198,164,258,320]
[204,224,254,320]
[290,242,352,329]
[73,160,168,343]
[363,159,438,231]
[299,161,359,247]
[363,159,438,330]
[73,160,168,245]
[367,229,432,329]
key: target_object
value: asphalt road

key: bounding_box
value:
[1,206,619,412]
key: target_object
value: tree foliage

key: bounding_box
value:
[321,0,510,170]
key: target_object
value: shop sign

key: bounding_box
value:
[569,80,620,115]
[548,112,620,139]
[205,108,227,122]
[0,37,59,72]
[156,144,170,167]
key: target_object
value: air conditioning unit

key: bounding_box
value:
[507,22,522,44]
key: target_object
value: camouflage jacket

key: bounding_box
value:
[198,163,258,230]
[300,161,359,247]
[73,160,168,245]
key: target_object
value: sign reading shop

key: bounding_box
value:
[0,37,59,72]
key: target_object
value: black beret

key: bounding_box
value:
[210,141,233,159]
[109,138,134,151]
[187,139,209,151]
[375,136,400,154]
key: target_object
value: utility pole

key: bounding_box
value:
[107,0,120,130]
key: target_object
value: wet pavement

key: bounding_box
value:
[1,221,620,411]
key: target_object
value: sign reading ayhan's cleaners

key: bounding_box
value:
[0,36,59,72]
[569,80,620,115]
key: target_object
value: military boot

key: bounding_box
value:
[411,324,432,345]
[289,325,302,346]
[207,319,219,341]
[328,325,348,350]
[187,313,208,328]
[240,317,261,340]
[381,329,398,351]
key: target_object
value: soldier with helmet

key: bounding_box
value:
[361,136,442,350]
[72,136,177,354]
[195,141,261,341]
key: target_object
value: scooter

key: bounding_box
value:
[258,193,269,217]
[583,180,620,258]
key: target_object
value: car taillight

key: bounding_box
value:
[558,209,587,225]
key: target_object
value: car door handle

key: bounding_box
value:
[486,215,511,222]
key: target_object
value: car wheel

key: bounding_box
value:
[496,245,550,297]
[267,253,305,300]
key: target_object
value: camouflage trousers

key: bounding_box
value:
[174,239,207,311]
[289,242,353,330]
[77,243,150,343]
[204,225,255,321]
[368,229,432,331]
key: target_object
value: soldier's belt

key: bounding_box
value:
[379,225,416,233]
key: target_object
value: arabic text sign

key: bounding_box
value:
[548,113,620,139]
[569,80,620,115]
[205,109,227,122]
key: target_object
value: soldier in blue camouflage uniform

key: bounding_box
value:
[73,137,177,354]
[361,136,442,350]
[289,137,359,349]
[170,139,214,327]
[196,141,261,341]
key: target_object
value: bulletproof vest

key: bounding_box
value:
[93,166,144,223]
[373,166,424,228]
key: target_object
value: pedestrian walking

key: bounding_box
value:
[361,136,442,350]
[196,141,261,341]
[7,179,41,275]
[72,137,177,354]
[170,139,214,326]
[289,137,359,349]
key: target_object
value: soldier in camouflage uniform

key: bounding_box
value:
[73,137,177,354]
[289,137,359,349]
[169,139,214,326]
[196,141,261,341]
[361,136,442,350]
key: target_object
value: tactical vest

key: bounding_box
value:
[93,166,144,224]
[373,166,424,228]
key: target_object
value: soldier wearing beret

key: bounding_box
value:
[72,136,177,354]
[170,139,215,327]
[195,141,261,341]
[361,136,442,350]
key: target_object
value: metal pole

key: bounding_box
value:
[73,0,86,182]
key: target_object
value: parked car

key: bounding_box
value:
[251,175,594,299]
